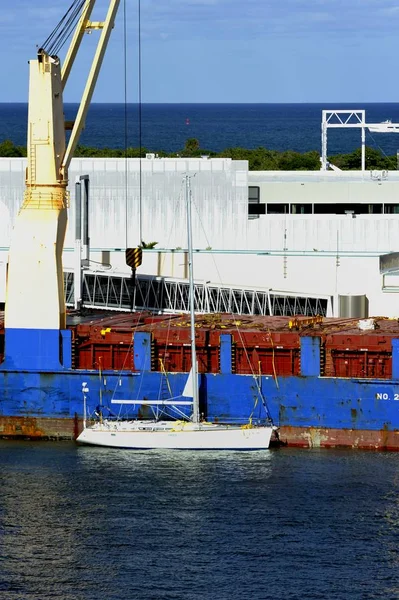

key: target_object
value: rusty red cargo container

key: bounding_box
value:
[2,312,399,379]
[323,333,392,379]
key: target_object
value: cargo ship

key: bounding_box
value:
[2,309,399,449]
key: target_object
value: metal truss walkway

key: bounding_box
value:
[64,269,331,317]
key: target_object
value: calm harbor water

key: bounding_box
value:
[1,441,398,600]
[2,102,399,156]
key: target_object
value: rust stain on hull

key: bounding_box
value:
[0,416,79,440]
[278,426,399,451]
[2,417,399,450]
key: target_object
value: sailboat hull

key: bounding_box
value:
[77,422,273,450]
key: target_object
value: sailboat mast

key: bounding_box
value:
[186,175,200,424]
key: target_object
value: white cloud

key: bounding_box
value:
[3,0,399,46]
[138,0,399,40]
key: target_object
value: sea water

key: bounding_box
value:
[1,441,398,600]
[2,102,399,157]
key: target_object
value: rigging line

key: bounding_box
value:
[130,181,186,403]
[122,179,184,409]
[190,189,278,421]
[51,17,84,56]
[41,0,80,49]
[43,0,86,55]
[128,180,186,401]
[191,191,277,401]
[156,177,185,283]
[365,130,392,161]
[51,5,85,56]
[156,180,186,395]
[138,0,143,243]
[123,0,129,248]
[108,312,150,419]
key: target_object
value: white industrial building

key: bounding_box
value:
[1,156,399,317]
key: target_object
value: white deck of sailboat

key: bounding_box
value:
[86,419,248,431]
[76,419,275,450]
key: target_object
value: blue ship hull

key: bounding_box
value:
[1,368,399,449]
[1,328,399,449]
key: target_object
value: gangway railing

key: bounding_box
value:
[64,269,331,317]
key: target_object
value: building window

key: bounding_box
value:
[384,205,399,214]
[369,204,383,214]
[267,203,289,214]
[313,203,381,215]
[248,186,262,219]
[291,204,312,214]
[248,203,266,216]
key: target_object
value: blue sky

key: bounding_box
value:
[1,0,399,103]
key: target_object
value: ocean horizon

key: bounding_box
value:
[2,102,399,156]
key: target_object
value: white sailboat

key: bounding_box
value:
[77,176,276,450]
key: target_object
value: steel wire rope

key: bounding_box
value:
[112,3,187,420]
[152,180,187,408]
[105,0,137,422]
[51,7,85,56]
[123,0,129,249]
[365,130,394,163]
[131,180,186,408]
[106,0,130,422]
[190,188,274,423]
[331,129,394,168]
[41,0,86,55]
[107,332,134,421]
[113,180,187,414]
[116,1,186,415]
[41,1,81,51]
[137,0,143,245]
[124,5,144,315]
[122,0,146,311]
[132,178,185,317]
[108,0,156,421]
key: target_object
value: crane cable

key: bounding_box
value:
[124,0,143,246]
[138,0,143,244]
[41,0,86,56]
[124,0,129,248]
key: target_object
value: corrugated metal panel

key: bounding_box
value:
[3,158,399,255]
[3,158,399,315]
[67,157,248,251]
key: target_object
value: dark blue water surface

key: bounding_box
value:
[2,103,399,156]
[1,442,399,600]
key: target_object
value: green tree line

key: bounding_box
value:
[0,137,396,171]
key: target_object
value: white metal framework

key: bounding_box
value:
[321,110,399,172]
[64,270,331,317]
[321,110,366,172]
